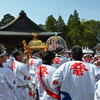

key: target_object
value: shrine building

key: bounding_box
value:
[0,10,61,50]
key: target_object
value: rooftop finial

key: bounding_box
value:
[19,10,26,16]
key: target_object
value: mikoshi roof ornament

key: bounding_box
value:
[46,32,67,51]
[22,32,47,63]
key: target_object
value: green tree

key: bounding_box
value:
[38,24,46,30]
[0,14,15,27]
[45,15,57,32]
[57,15,67,40]
[57,16,65,31]
[67,10,83,49]
[81,24,97,48]
[82,20,100,43]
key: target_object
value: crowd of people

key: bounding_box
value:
[0,43,100,100]
[67,52,100,68]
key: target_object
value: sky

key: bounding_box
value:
[0,0,100,25]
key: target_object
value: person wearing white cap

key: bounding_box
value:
[0,44,17,100]
[94,55,98,61]
[52,45,100,100]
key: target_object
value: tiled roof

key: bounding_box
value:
[0,11,46,32]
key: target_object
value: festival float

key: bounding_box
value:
[22,33,47,62]
[22,33,67,62]
[46,33,67,51]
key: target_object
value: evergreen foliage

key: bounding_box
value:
[82,20,100,43]
[45,15,57,32]
[67,10,83,49]
[57,16,67,40]
[38,24,46,30]
[0,14,15,28]
[0,11,100,49]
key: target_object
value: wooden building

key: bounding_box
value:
[0,11,61,50]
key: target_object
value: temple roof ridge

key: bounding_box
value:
[0,10,46,32]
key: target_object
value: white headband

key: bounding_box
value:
[57,50,65,54]
[0,50,6,57]
[32,52,39,57]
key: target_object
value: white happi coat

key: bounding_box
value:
[0,68,17,100]
[53,56,68,69]
[94,79,100,100]
[29,57,42,84]
[36,64,60,100]
[52,61,100,100]
[12,60,33,100]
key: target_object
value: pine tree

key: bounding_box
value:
[45,15,57,32]
[67,10,83,49]
[57,15,67,40]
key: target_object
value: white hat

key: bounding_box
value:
[94,55,98,57]
[0,50,6,57]
[94,61,97,64]
[84,54,87,57]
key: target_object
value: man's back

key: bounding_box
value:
[52,61,100,100]
[36,64,59,100]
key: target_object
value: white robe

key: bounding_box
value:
[12,60,33,100]
[52,61,100,100]
[36,64,60,100]
[53,56,68,69]
[29,57,42,84]
[0,68,17,100]
[94,79,100,100]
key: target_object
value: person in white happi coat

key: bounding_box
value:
[53,46,68,69]
[28,49,42,92]
[0,44,17,100]
[52,45,100,100]
[12,49,34,100]
[36,50,60,100]
[94,79,100,100]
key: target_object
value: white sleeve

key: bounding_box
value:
[94,80,100,100]
[52,63,66,88]
[21,65,30,78]
[3,62,11,69]
[92,65,100,81]
[5,69,17,91]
